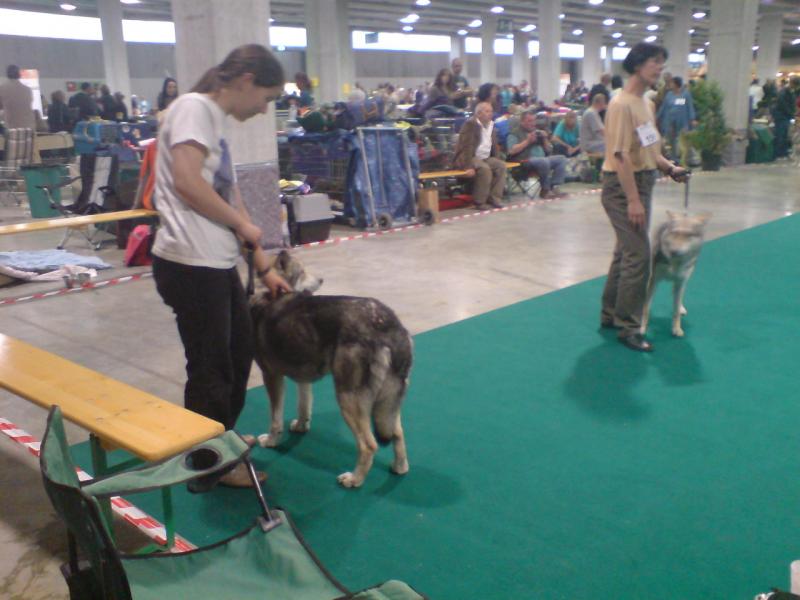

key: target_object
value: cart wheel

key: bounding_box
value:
[421,210,435,226]
[377,213,393,230]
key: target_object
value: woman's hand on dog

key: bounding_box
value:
[262,269,292,298]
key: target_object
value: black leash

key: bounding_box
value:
[244,242,255,297]
[682,170,693,210]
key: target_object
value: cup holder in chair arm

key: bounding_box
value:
[184,446,223,472]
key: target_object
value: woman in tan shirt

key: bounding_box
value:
[600,42,688,352]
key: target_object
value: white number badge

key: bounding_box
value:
[636,121,659,147]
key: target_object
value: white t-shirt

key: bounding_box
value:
[476,120,494,160]
[152,93,240,269]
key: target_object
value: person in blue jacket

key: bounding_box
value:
[656,76,697,164]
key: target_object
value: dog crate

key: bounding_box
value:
[286,132,353,201]
[287,193,333,245]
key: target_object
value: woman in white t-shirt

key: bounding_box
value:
[152,44,291,490]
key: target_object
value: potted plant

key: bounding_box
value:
[684,80,732,171]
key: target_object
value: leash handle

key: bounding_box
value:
[683,170,692,210]
[244,242,255,297]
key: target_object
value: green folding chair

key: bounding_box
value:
[40,406,426,600]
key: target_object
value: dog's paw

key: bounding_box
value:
[258,432,282,448]
[680,305,688,315]
[289,419,310,433]
[337,472,364,488]
[672,325,685,337]
[391,458,409,476]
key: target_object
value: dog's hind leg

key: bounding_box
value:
[672,278,690,337]
[374,376,409,476]
[290,382,312,434]
[336,390,378,488]
[258,373,286,448]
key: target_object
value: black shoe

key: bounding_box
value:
[488,199,503,208]
[618,333,653,352]
[474,203,489,210]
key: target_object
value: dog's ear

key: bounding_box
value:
[277,250,291,271]
[695,211,712,225]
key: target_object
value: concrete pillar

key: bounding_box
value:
[582,25,602,87]
[664,0,691,79]
[756,9,783,85]
[707,0,758,131]
[603,44,613,75]
[172,0,276,163]
[480,15,497,83]
[450,35,468,78]
[305,0,351,104]
[97,0,132,106]
[512,31,530,85]
[537,0,562,104]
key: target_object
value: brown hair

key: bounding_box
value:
[434,68,456,92]
[191,44,285,93]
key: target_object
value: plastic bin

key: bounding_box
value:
[21,164,69,218]
[288,193,333,245]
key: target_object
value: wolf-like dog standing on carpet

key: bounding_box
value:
[642,211,711,337]
[250,251,412,488]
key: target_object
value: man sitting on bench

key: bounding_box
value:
[451,101,507,210]
[506,110,568,199]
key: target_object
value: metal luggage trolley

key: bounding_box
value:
[352,126,418,230]
[286,132,351,201]
[417,117,464,173]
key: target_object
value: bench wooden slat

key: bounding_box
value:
[0,334,223,462]
[418,162,521,181]
[0,209,158,236]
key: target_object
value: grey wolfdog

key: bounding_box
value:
[250,251,412,488]
[642,211,712,337]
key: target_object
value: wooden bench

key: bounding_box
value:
[0,209,158,236]
[0,333,224,546]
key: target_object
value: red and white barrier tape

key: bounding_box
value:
[0,417,195,553]
[0,272,152,308]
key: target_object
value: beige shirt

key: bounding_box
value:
[0,79,35,130]
[602,89,661,173]
[476,120,493,160]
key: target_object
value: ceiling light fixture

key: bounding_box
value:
[60,3,76,10]
[793,38,800,45]
[646,5,660,13]
[403,25,414,32]
[688,28,695,34]
[490,6,504,13]
[506,33,514,39]
[646,24,658,31]
[521,24,536,32]
[120,0,142,4]
[559,13,565,19]
[612,32,622,38]
[589,0,604,5]
[752,45,759,51]
[617,41,626,46]
[399,13,420,24]
[603,18,615,26]
[468,19,482,28]
[704,41,709,45]
[573,29,583,35]
[458,29,468,35]
[693,11,706,19]
[415,0,431,5]
[644,35,657,42]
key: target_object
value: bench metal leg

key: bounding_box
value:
[89,434,114,540]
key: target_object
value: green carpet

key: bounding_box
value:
[75,214,800,599]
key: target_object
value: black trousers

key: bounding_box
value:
[153,256,253,432]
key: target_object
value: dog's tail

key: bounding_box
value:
[371,340,412,446]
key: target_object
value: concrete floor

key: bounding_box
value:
[0,161,797,598]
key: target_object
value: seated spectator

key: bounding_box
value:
[476,82,502,117]
[506,110,568,199]
[157,77,178,111]
[580,92,606,156]
[48,90,72,132]
[421,68,459,116]
[552,110,580,157]
[294,72,314,108]
[451,101,507,209]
